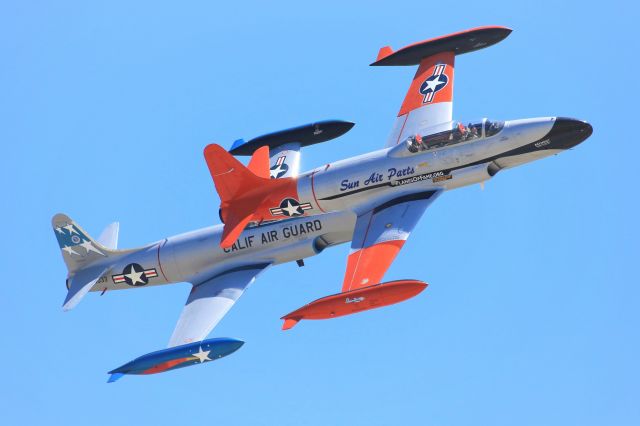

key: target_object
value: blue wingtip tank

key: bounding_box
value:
[107,337,244,383]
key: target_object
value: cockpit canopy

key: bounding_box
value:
[406,119,504,153]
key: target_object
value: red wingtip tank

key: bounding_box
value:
[281,280,427,330]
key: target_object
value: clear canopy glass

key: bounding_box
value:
[405,119,504,153]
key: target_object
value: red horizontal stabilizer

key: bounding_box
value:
[280,280,427,330]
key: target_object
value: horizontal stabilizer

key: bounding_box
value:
[63,265,109,311]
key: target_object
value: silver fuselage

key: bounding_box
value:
[93,116,590,291]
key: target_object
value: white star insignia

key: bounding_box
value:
[125,266,145,285]
[193,347,211,363]
[80,240,104,256]
[63,224,78,235]
[282,200,302,216]
[424,75,445,92]
[62,245,80,256]
[55,227,65,235]
[270,164,284,178]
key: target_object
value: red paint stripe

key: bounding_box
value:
[141,357,193,375]
[394,113,409,145]
[157,240,169,282]
[310,171,326,213]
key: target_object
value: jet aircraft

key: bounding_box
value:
[52,26,592,381]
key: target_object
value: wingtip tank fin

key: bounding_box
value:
[281,317,300,331]
[107,373,125,383]
[376,46,393,62]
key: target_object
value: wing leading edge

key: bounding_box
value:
[168,264,270,347]
[374,26,512,147]
[343,190,442,291]
[281,190,442,329]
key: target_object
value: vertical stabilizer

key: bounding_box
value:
[97,222,119,250]
[52,214,123,310]
[203,144,273,248]
[52,214,115,274]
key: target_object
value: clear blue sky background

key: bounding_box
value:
[2,1,638,425]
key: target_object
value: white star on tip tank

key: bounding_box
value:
[193,347,211,363]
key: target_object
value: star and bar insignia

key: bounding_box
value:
[419,63,449,103]
[269,198,312,217]
[112,263,158,286]
[270,156,289,179]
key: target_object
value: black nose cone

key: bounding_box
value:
[547,117,593,149]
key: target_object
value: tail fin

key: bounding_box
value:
[246,145,271,179]
[52,214,120,310]
[203,144,272,248]
[52,214,120,273]
[97,222,119,250]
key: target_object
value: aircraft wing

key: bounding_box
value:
[168,264,270,347]
[228,120,355,178]
[372,26,511,147]
[342,190,442,291]
[281,190,442,329]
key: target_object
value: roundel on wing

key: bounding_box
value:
[419,64,449,104]
[270,162,289,179]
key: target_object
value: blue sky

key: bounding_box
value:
[2,1,638,425]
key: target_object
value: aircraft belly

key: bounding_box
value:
[494,149,562,169]
[160,211,356,284]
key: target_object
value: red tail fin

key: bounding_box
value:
[204,144,262,203]
[203,144,271,248]
[246,145,271,179]
[204,144,302,248]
